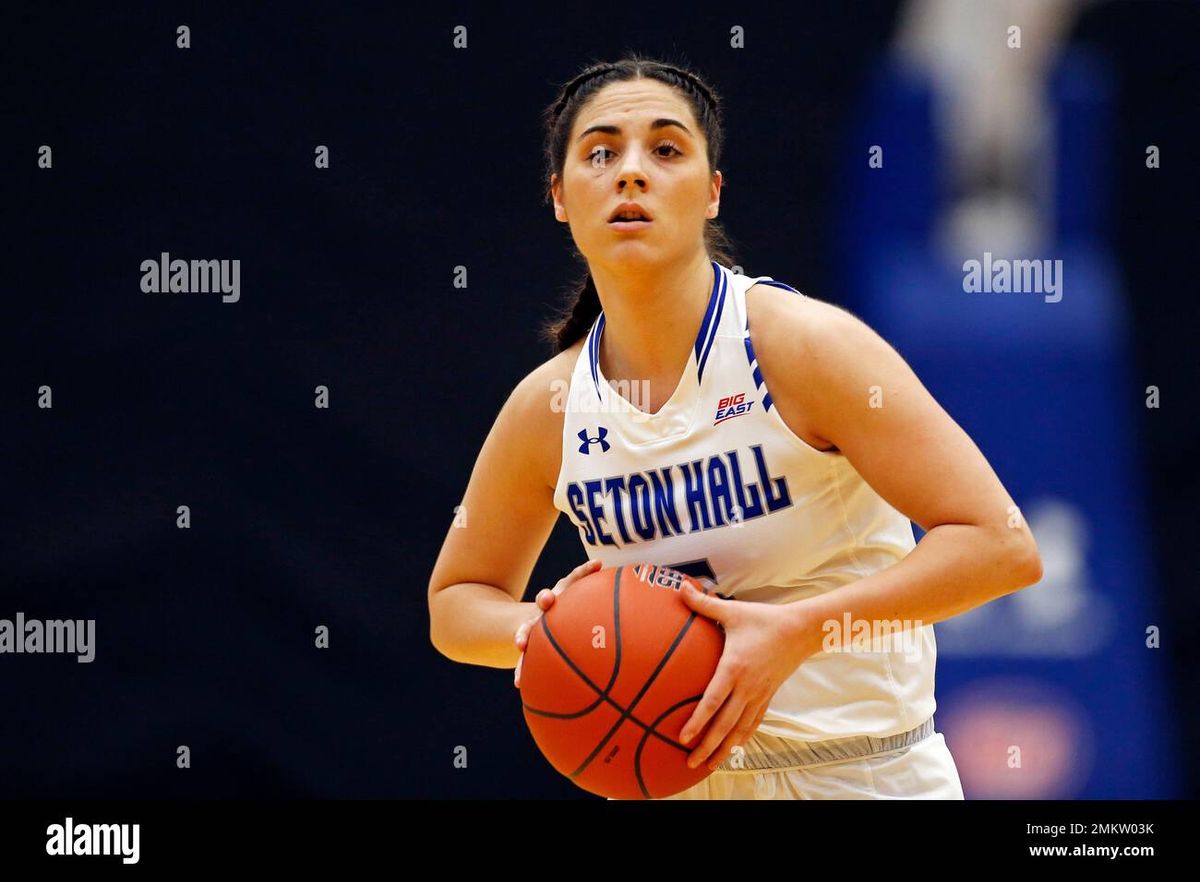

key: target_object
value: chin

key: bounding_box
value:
[604,242,660,262]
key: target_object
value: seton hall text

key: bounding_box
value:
[564,444,793,547]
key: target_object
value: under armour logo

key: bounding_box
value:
[577,426,611,454]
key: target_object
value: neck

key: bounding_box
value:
[591,253,715,392]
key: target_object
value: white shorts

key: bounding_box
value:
[659,723,965,800]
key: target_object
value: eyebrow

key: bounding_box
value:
[576,118,693,142]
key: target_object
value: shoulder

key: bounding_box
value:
[745,280,880,361]
[499,338,583,491]
[745,281,898,449]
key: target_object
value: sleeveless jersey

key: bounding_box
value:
[552,260,937,743]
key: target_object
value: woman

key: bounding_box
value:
[427,54,1042,799]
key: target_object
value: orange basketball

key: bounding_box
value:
[519,563,726,799]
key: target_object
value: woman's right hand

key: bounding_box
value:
[514,558,603,688]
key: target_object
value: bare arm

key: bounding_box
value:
[667,291,1046,771]
[427,360,566,669]
[752,292,1043,647]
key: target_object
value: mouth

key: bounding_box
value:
[608,203,653,224]
[608,219,653,232]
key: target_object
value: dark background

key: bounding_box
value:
[2,1,1195,798]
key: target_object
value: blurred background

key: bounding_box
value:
[2,1,1195,798]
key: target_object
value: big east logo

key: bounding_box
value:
[714,391,755,425]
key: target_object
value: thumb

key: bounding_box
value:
[680,580,727,620]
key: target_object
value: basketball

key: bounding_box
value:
[519,563,726,799]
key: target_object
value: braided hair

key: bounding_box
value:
[538,53,739,353]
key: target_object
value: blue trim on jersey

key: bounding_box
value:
[743,321,770,412]
[740,274,801,413]
[695,263,727,384]
[589,313,606,401]
[590,260,727,400]
[757,279,803,295]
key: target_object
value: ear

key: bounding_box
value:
[551,173,568,222]
[706,169,723,219]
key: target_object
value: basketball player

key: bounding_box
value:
[427,54,1043,799]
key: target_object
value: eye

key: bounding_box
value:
[587,142,683,166]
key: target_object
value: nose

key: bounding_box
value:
[618,172,646,191]
[615,144,649,191]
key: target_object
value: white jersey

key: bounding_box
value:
[551,259,937,743]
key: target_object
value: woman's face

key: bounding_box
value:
[551,78,721,268]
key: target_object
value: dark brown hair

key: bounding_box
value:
[538,52,739,353]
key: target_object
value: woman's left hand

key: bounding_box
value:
[677,581,819,771]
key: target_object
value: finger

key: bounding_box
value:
[545,561,602,605]
[747,703,768,736]
[686,693,749,770]
[679,581,728,623]
[561,559,602,590]
[535,588,555,610]
[514,651,524,688]
[678,665,735,750]
[515,616,537,650]
[705,702,762,771]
